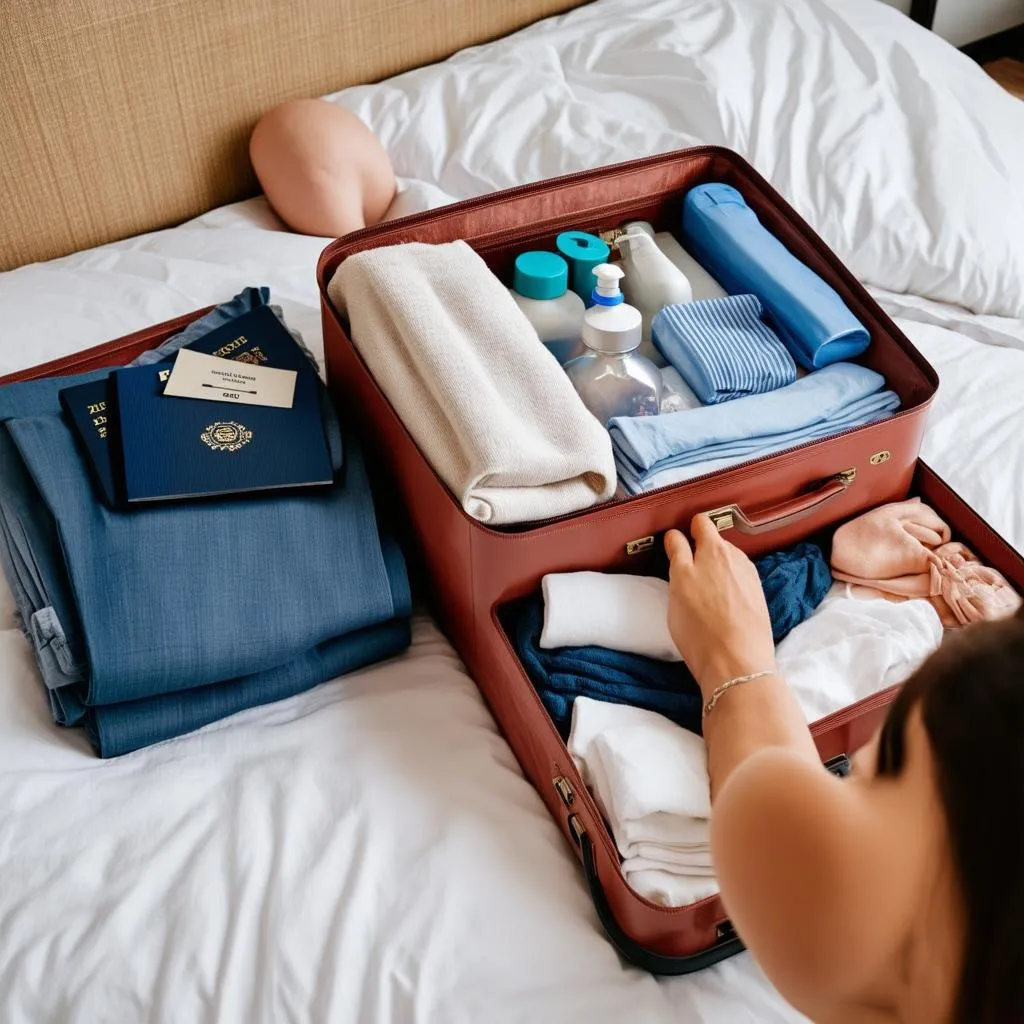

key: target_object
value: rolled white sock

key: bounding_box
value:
[541,571,681,661]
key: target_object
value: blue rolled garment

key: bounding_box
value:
[515,542,831,736]
[652,293,797,404]
[682,183,870,370]
[610,362,900,494]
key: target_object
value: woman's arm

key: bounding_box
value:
[664,516,820,796]
[666,517,907,1013]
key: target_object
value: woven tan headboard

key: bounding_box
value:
[0,0,590,272]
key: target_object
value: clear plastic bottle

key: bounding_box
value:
[508,251,586,365]
[564,264,663,426]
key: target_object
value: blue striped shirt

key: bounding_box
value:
[652,293,796,405]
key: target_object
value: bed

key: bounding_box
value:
[2,1,1023,1021]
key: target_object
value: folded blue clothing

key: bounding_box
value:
[652,294,796,404]
[0,309,411,755]
[682,184,870,370]
[515,541,831,736]
[81,537,411,758]
[514,599,703,737]
[610,362,900,494]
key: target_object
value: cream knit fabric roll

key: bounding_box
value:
[329,240,617,524]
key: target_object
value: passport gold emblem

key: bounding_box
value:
[201,421,253,453]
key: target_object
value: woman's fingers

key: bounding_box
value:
[690,512,722,552]
[664,528,693,570]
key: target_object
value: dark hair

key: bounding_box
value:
[876,611,1024,1023]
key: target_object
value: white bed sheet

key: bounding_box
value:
[2,1,1024,1021]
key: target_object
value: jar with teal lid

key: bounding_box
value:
[555,231,611,304]
[508,251,586,365]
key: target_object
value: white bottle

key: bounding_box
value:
[564,264,663,426]
[616,226,693,365]
[622,220,727,302]
[508,251,586,365]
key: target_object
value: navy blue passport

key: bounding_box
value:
[60,305,330,505]
[114,361,332,502]
[59,378,121,506]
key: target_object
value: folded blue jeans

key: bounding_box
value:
[0,294,410,755]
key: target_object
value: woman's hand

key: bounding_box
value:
[665,514,776,692]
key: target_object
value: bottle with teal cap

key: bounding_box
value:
[508,251,586,365]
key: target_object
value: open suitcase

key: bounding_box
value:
[315,147,1024,972]
[5,148,1017,976]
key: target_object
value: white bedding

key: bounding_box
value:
[2,1,1024,1021]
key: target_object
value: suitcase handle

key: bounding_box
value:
[569,815,744,975]
[704,468,856,535]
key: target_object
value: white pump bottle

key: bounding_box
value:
[563,264,663,426]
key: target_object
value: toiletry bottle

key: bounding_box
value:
[564,264,663,426]
[616,225,693,364]
[621,220,727,303]
[508,251,586,365]
[555,231,611,304]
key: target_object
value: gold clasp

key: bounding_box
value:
[625,535,655,556]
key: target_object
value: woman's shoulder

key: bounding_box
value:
[709,747,937,1020]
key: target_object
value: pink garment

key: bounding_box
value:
[831,499,1020,627]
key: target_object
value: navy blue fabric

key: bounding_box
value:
[514,542,833,736]
[756,542,833,644]
[514,600,703,737]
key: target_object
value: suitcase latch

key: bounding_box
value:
[838,467,857,486]
[553,775,575,808]
[869,450,891,466]
[625,535,655,556]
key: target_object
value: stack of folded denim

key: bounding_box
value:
[0,291,411,757]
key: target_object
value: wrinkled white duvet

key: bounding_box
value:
[2,1,1023,1021]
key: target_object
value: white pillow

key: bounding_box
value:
[327,0,1024,318]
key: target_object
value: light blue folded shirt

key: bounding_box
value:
[610,362,900,493]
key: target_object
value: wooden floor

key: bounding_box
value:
[985,58,1024,98]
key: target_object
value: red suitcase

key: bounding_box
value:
[314,147,993,972]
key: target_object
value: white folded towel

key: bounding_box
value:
[569,697,717,906]
[541,571,681,661]
[328,240,617,525]
[778,584,944,722]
